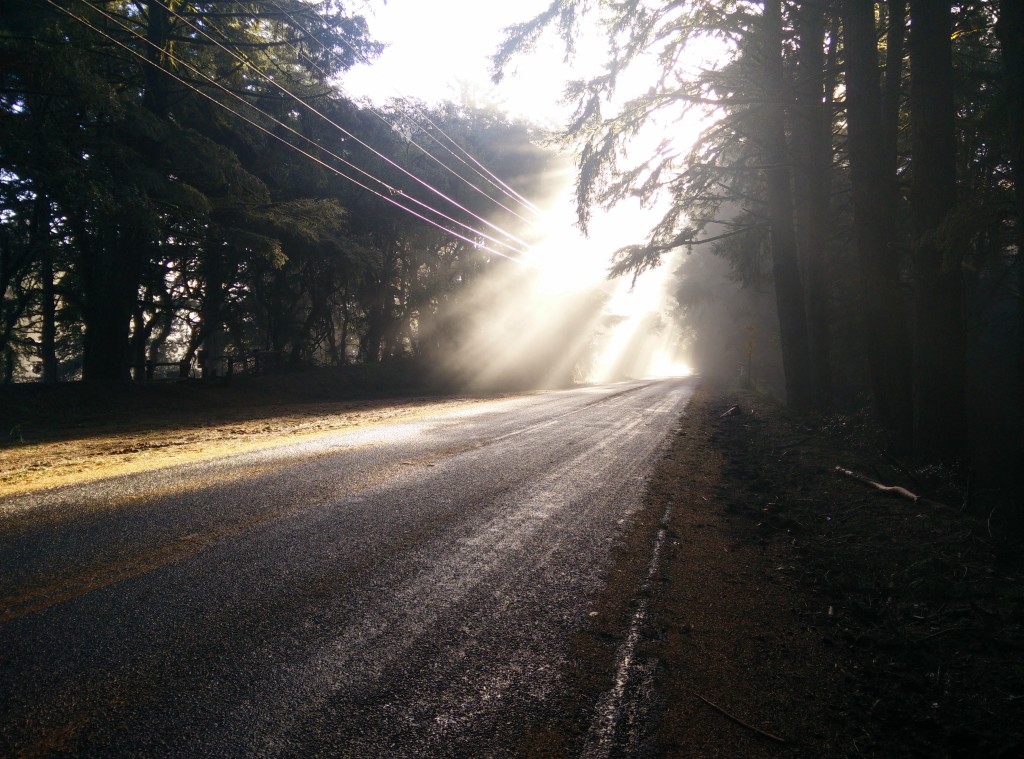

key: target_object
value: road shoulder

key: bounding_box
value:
[581,382,1024,757]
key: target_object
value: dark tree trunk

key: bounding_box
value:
[908,0,967,460]
[792,0,833,410]
[362,293,386,363]
[199,251,226,378]
[841,0,913,446]
[80,230,141,383]
[145,279,175,375]
[996,0,1024,432]
[142,0,172,118]
[269,268,289,355]
[33,193,58,383]
[130,302,152,381]
[763,0,813,410]
[881,0,907,169]
[338,282,351,366]
[39,252,57,383]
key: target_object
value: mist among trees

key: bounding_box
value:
[1,0,562,387]
[499,0,1022,516]
[3,2,1022,517]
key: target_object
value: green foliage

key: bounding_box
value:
[499,1,1022,466]
[1,0,554,381]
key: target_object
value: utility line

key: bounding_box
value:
[55,0,532,262]
[328,24,544,217]
[150,0,535,253]
[307,0,543,216]
[43,0,529,264]
[264,0,542,227]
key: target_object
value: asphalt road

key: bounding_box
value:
[1,378,696,757]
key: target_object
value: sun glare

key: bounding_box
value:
[341,1,726,388]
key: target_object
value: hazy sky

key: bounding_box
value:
[340,0,692,377]
[343,0,658,283]
[343,0,580,123]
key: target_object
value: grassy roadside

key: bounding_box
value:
[0,366,501,498]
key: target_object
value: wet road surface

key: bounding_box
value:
[1,378,696,756]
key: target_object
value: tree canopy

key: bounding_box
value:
[1,0,554,385]
[498,0,1022,511]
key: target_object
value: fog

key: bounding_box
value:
[420,170,692,392]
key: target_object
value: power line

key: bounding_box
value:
[152,0,535,253]
[315,0,543,215]
[264,0,543,227]
[329,23,544,217]
[50,0,531,263]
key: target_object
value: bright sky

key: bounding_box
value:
[343,0,584,125]
[344,0,669,282]
[343,0,696,379]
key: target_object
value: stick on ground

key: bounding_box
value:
[694,693,787,744]
[834,466,920,503]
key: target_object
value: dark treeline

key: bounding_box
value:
[1,1,553,386]
[500,1,1022,520]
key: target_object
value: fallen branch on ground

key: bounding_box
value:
[693,693,787,744]
[720,405,741,418]
[834,466,920,503]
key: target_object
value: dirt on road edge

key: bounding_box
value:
[549,382,1023,758]
[0,395,496,499]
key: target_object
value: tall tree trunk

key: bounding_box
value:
[995,0,1024,451]
[33,193,59,383]
[841,0,913,446]
[143,0,172,118]
[145,278,174,376]
[881,0,907,170]
[908,0,967,459]
[130,304,151,381]
[792,0,833,410]
[763,0,813,410]
[199,251,227,378]
[79,229,141,383]
[362,289,387,363]
[339,281,351,366]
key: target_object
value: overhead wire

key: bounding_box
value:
[250,4,642,298]
[325,15,544,217]
[211,2,618,300]
[263,0,542,227]
[47,0,531,263]
[150,0,536,253]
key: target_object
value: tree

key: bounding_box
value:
[840,0,913,443]
[996,0,1024,400]
[497,0,1021,477]
[760,0,814,410]
[908,0,967,459]
[792,0,835,409]
[1,0,381,380]
[497,1,822,408]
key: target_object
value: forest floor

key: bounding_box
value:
[2,373,1022,756]
[581,382,1024,757]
